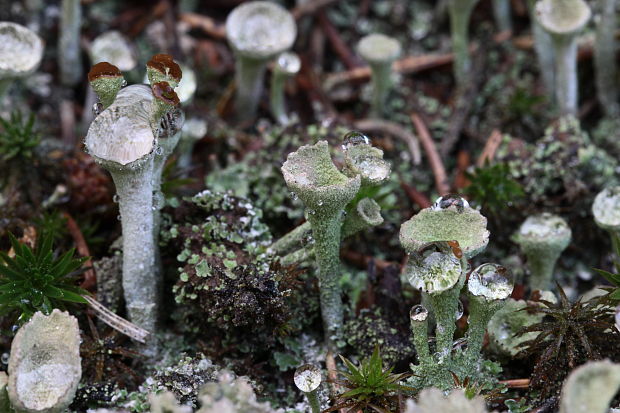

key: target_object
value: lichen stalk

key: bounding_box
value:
[270,66,291,125]
[553,34,579,115]
[270,221,311,255]
[111,163,157,335]
[235,56,268,120]
[527,0,555,95]
[594,0,618,116]
[305,389,321,413]
[448,0,479,86]
[410,314,432,367]
[368,62,392,118]
[464,296,501,363]
[527,249,560,291]
[492,0,512,32]
[59,0,82,86]
[307,211,344,349]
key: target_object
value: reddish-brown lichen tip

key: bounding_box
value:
[88,62,122,82]
[147,54,182,81]
[152,81,180,106]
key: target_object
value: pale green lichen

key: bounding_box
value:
[535,0,591,114]
[592,186,620,251]
[226,1,296,119]
[559,360,620,413]
[447,0,480,86]
[282,140,361,348]
[512,213,571,290]
[399,200,489,258]
[465,264,513,364]
[356,34,401,118]
[487,298,544,356]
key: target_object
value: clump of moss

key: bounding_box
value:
[344,308,414,369]
[161,190,317,353]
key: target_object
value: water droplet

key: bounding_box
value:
[155,146,163,155]
[117,214,122,221]
[294,364,322,393]
[112,194,119,203]
[11,325,18,333]
[307,209,316,216]
[317,199,324,206]
[410,304,428,322]
[290,192,298,201]
[342,131,370,151]
[432,194,470,212]
[468,263,513,300]
[92,102,104,116]
[1,353,9,364]
[121,79,128,87]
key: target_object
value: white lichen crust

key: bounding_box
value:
[593,186,620,231]
[559,360,620,413]
[0,22,44,78]
[90,31,137,71]
[8,310,81,413]
[225,1,296,59]
[535,0,591,35]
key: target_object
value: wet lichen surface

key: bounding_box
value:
[2,0,620,412]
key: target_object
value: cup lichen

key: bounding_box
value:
[282,140,361,348]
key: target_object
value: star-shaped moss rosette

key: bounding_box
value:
[465,263,513,364]
[512,213,571,291]
[282,140,360,348]
[282,141,361,217]
[399,195,489,259]
[342,131,391,188]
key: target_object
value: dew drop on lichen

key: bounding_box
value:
[290,191,298,201]
[1,353,8,364]
[341,131,370,151]
[410,304,428,322]
[112,194,119,203]
[432,194,470,212]
[92,102,103,116]
[294,364,321,393]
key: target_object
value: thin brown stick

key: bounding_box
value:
[400,182,432,209]
[63,212,97,290]
[292,0,341,19]
[453,150,471,190]
[317,10,360,70]
[353,119,421,165]
[476,129,503,167]
[499,378,530,389]
[410,113,450,196]
[324,52,454,90]
[326,350,341,398]
[179,12,226,40]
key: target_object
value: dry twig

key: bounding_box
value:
[63,212,97,290]
[476,129,503,167]
[410,113,450,196]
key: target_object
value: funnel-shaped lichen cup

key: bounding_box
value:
[593,186,620,254]
[282,141,360,348]
[535,0,591,115]
[226,1,297,120]
[0,22,44,98]
[513,213,571,291]
[465,263,513,364]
